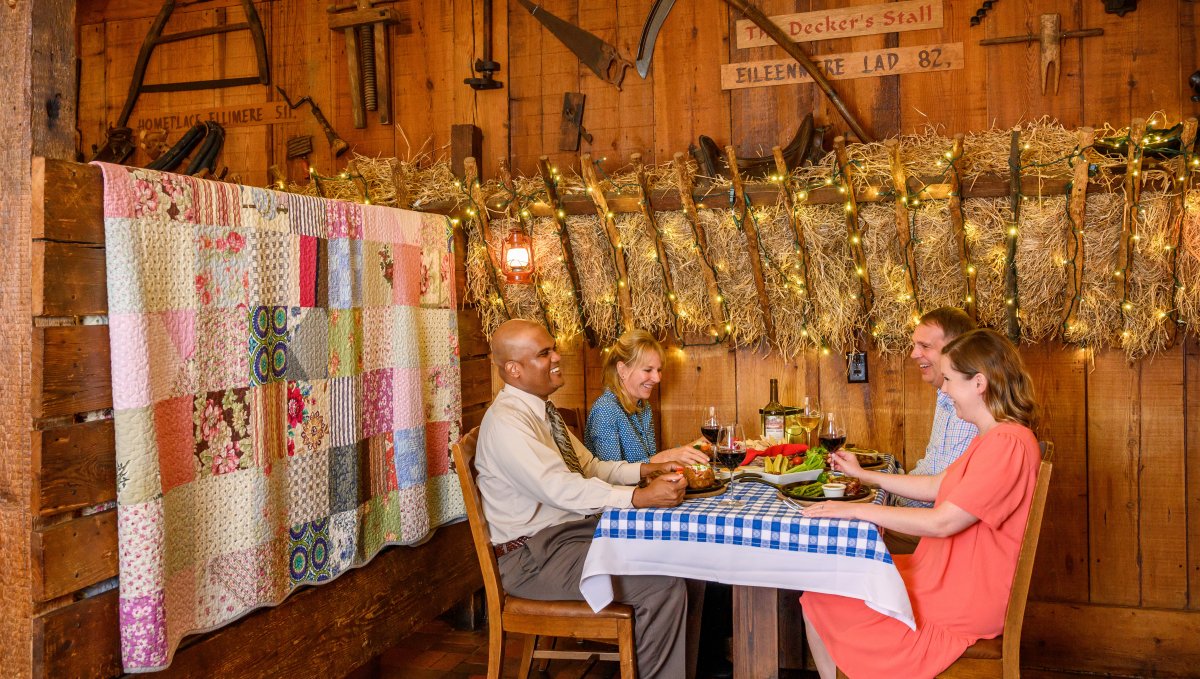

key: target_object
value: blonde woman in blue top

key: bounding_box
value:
[584,330,708,465]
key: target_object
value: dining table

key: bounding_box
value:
[579,469,913,679]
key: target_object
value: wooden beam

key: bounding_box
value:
[946,133,977,320]
[1063,127,1094,336]
[885,139,919,310]
[1115,118,1145,335]
[724,145,775,344]
[771,146,813,305]
[463,157,512,320]
[1005,130,1023,341]
[31,159,104,243]
[632,153,687,341]
[834,136,873,336]
[31,243,107,317]
[451,125,482,179]
[580,153,633,332]
[673,153,728,342]
[1164,118,1197,347]
[537,156,595,346]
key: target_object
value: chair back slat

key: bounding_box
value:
[451,428,506,618]
[1001,459,1053,669]
[557,406,583,439]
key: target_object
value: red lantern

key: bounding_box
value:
[501,228,534,284]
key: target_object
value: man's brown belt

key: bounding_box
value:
[492,536,530,558]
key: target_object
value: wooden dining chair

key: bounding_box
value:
[452,427,637,679]
[835,458,1053,679]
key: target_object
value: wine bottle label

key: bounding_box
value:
[764,414,785,440]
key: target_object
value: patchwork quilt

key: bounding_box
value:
[98,164,465,672]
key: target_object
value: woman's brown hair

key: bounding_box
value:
[602,330,664,414]
[942,329,1039,429]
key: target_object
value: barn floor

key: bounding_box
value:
[342,618,1103,679]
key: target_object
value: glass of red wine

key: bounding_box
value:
[715,423,746,507]
[817,412,847,453]
[700,405,720,444]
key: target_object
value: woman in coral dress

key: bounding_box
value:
[799,329,1042,679]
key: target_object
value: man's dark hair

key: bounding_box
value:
[918,306,977,341]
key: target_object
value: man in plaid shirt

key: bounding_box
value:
[886,307,979,554]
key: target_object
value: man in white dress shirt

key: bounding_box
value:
[476,319,690,679]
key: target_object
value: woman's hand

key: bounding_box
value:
[650,445,710,466]
[829,448,865,476]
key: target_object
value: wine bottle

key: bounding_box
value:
[760,378,787,442]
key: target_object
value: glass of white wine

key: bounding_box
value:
[796,397,822,448]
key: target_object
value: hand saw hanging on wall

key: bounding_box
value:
[515,0,633,90]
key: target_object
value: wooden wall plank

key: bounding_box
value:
[899,360,935,472]
[984,0,1083,129]
[31,159,105,244]
[458,307,489,358]
[1080,0,1183,126]
[650,0,730,161]
[32,511,118,601]
[1187,336,1200,610]
[33,420,117,517]
[31,522,480,679]
[32,325,113,420]
[734,346,818,440]
[1021,343,1089,603]
[270,0,336,180]
[659,343,737,450]
[506,0,579,175]
[32,243,107,318]
[1138,345,1188,607]
[817,350,905,457]
[153,522,480,679]
[1023,602,1200,678]
[31,589,121,679]
[1086,348,1140,605]
[461,355,492,410]
[898,0,986,133]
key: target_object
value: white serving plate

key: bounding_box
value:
[737,467,823,485]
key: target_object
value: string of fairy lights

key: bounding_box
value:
[433,121,1200,353]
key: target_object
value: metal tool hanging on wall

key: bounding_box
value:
[635,0,675,77]
[559,92,592,151]
[91,0,270,163]
[465,0,503,90]
[327,0,400,128]
[690,113,824,179]
[515,0,633,90]
[277,86,349,157]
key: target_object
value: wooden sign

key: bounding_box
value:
[134,102,299,132]
[736,0,942,49]
[721,43,963,91]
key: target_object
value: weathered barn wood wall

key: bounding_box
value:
[74,0,1200,676]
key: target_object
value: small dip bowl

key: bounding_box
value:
[821,482,846,498]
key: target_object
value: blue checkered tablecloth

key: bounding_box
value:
[596,481,893,563]
[579,462,916,630]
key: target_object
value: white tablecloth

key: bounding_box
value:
[579,481,915,629]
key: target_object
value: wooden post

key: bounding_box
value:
[673,153,729,341]
[498,158,554,333]
[4,1,77,676]
[1062,128,1093,336]
[1164,118,1198,347]
[1115,118,1145,335]
[834,136,874,329]
[580,153,634,332]
[537,156,595,346]
[885,139,919,311]
[462,157,512,320]
[631,153,690,340]
[725,145,776,344]
[947,133,978,320]
[1005,131,1023,342]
